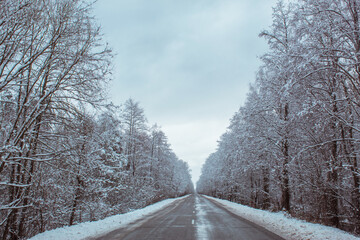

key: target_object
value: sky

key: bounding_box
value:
[93,0,277,185]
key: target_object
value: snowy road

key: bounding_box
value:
[92,194,284,240]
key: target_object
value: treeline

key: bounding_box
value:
[197,0,360,235]
[0,1,193,239]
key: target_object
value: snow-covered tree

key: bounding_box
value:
[198,0,360,234]
[0,1,192,238]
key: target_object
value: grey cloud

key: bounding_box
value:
[94,0,277,183]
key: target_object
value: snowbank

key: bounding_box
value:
[29,195,189,240]
[204,195,360,240]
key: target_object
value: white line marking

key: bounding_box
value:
[192,219,195,225]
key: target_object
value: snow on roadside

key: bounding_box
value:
[195,196,210,239]
[204,195,360,240]
[29,195,189,240]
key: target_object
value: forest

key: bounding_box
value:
[197,0,360,235]
[0,1,193,239]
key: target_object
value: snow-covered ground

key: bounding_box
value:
[29,195,189,240]
[29,194,360,240]
[205,195,360,240]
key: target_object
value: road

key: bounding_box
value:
[92,194,284,240]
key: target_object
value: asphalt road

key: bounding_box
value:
[93,194,284,240]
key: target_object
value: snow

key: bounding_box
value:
[28,194,360,240]
[195,196,210,239]
[204,195,360,240]
[29,195,189,240]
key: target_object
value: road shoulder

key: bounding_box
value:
[202,195,360,240]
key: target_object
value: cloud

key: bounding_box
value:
[162,119,228,183]
[94,0,277,184]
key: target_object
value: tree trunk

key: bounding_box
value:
[262,167,270,209]
[69,175,82,226]
[280,102,290,212]
[325,91,339,227]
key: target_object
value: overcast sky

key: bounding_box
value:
[93,0,277,184]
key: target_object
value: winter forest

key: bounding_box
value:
[2,0,360,239]
[197,0,360,235]
[0,1,193,239]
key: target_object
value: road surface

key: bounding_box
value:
[92,194,284,240]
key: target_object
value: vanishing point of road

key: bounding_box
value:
[92,194,284,240]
